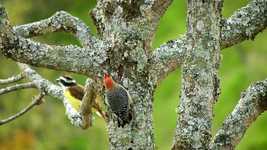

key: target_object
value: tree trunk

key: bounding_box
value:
[107,81,155,149]
[172,0,222,149]
[90,1,159,149]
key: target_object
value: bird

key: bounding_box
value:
[103,73,133,127]
[56,75,106,119]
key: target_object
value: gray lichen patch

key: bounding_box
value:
[210,79,267,149]
[173,1,222,149]
[221,0,267,48]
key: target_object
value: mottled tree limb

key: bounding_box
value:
[91,0,173,44]
[3,37,107,77]
[17,63,102,128]
[0,92,45,126]
[14,11,97,48]
[79,78,97,129]
[17,63,63,99]
[210,79,267,150]
[221,0,267,48]
[172,0,222,149]
[149,36,187,83]
[149,0,266,83]
[18,63,83,127]
[90,1,158,149]
[0,6,108,78]
[0,82,35,95]
[0,73,24,84]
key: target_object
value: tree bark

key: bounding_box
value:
[210,79,267,149]
[89,0,172,149]
[107,83,155,149]
[172,0,222,149]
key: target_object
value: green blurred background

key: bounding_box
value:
[0,0,266,149]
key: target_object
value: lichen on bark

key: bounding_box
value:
[172,0,222,149]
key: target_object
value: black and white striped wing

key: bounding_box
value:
[106,86,129,121]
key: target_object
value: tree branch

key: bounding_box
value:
[14,11,97,48]
[3,38,106,77]
[18,64,80,125]
[17,63,63,99]
[0,6,107,77]
[0,82,35,95]
[149,36,187,83]
[149,0,266,84]
[0,92,45,126]
[221,0,267,48]
[172,0,222,149]
[210,79,267,150]
[79,78,96,129]
[17,63,99,128]
[0,73,24,84]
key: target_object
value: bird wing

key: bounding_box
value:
[69,85,85,100]
[106,86,129,118]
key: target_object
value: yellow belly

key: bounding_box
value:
[64,91,81,111]
[64,90,103,118]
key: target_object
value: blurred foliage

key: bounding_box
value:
[0,0,266,150]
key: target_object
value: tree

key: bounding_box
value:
[0,0,266,149]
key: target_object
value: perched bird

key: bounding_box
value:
[56,75,105,119]
[103,73,133,127]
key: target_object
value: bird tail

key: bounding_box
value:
[118,109,133,127]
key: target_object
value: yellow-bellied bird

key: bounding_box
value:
[57,75,106,119]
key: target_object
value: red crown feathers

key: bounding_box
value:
[103,73,113,89]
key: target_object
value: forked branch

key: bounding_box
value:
[14,11,97,47]
[149,0,267,83]
[18,63,104,128]
[0,6,107,78]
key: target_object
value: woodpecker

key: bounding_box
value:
[103,73,133,127]
[56,75,106,119]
